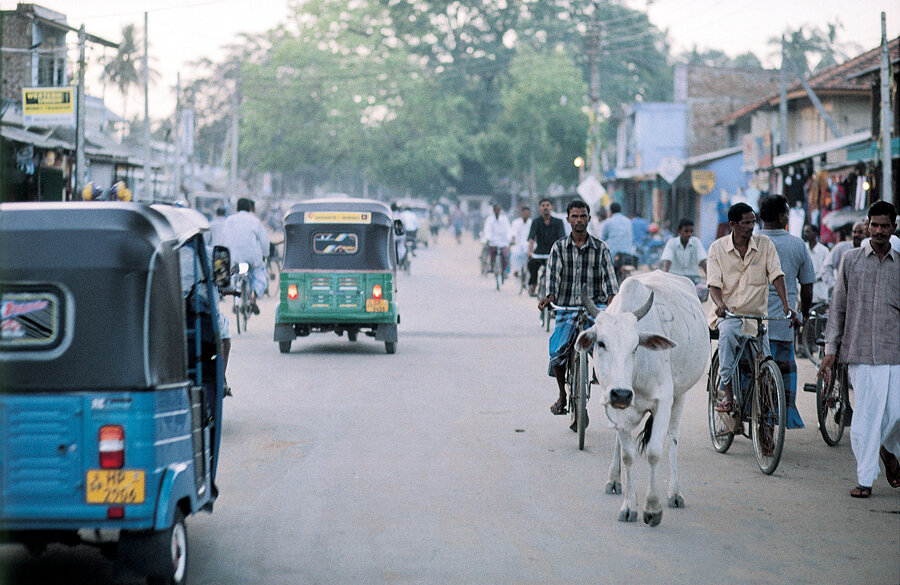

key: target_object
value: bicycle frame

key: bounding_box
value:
[551,303,594,450]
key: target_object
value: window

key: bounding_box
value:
[313,232,359,255]
[0,285,64,350]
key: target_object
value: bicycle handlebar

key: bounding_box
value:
[723,310,792,321]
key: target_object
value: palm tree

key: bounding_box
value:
[103,24,141,138]
[768,21,862,78]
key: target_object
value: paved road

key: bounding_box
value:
[2,232,898,585]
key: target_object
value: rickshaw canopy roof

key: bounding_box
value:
[0,202,196,391]
[284,198,393,227]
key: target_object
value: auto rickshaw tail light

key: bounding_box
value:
[288,284,299,300]
[98,425,125,469]
[372,284,383,299]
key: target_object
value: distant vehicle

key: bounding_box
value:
[274,198,401,354]
[394,197,431,247]
[0,202,230,584]
[189,191,230,219]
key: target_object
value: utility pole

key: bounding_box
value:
[75,25,86,196]
[174,72,181,199]
[229,80,239,198]
[142,11,152,201]
[586,4,603,179]
[779,36,788,156]
[880,12,894,206]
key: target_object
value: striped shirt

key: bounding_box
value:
[546,234,618,306]
[824,242,900,365]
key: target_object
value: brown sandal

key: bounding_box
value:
[550,399,568,415]
[850,485,872,498]
[880,447,900,488]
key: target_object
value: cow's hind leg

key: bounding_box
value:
[667,394,687,509]
[605,434,622,495]
[616,431,638,522]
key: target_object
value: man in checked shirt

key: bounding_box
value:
[538,200,618,423]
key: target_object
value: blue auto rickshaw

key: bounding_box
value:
[0,202,228,584]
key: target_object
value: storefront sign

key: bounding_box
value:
[742,132,772,171]
[22,87,75,126]
[691,170,716,195]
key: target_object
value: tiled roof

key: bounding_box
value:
[717,36,899,125]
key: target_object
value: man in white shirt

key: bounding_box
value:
[660,218,707,283]
[509,205,532,278]
[483,203,512,277]
[822,221,866,289]
[802,224,830,303]
[222,197,270,313]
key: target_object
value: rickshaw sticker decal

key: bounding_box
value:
[313,232,359,255]
[305,211,371,224]
[0,292,59,347]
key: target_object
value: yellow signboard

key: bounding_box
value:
[304,211,372,224]
[691,170,716,195]
[22,87,75,126]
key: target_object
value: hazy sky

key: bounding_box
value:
[3,0,898,117]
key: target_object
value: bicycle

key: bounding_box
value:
[550,303,593,450]
[479,244,491,277]
[798,302,828,365]
[265,241,282,297]
[532,253,552,331]
[707,311,790,475]
[232,262,253,334]
[804,338,853,446]
[490,246,507,290]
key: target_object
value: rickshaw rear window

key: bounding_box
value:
[313,232,359,255]
[0,285,64,350]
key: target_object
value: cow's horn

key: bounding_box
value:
[581,284,600,318]
[631,291,654,321]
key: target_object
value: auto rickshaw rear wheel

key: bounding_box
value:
[385,341,396,354]
[348,330,358,342]
[147,508,188,585]
[279,341,292,354]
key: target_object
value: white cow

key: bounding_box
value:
[575,271,708,526]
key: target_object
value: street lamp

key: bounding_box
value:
[574,156,585,183]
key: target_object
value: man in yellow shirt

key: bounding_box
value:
[707,202,794,412]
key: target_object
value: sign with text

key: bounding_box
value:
[691,170,716,195]
[22,87,75,126]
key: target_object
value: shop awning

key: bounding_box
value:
[1,125,70,150]
[772,130,871,168]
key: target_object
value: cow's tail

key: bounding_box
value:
[637,413,654,455]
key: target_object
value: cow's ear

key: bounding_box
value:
[638,333,676,351]
[575,329,596,352]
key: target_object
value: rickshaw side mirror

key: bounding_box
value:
[212,246,231,289]
[393,220,405,236]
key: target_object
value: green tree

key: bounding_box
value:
[103,24,141,129]
[480,48,589,196]
[769,21,862,77]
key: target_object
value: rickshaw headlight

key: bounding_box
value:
[372,284,383,300]
[98,425,125,469]
[288,284,299,300]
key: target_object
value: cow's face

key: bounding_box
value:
[575,312,676,410]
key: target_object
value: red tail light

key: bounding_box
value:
[372,284,383,299]
[98,425,125,469]
[287,284,299,300]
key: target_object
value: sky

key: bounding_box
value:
[2,0,898,118]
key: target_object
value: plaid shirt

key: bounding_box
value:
[546,234,618,306]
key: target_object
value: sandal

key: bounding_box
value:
[550,399,568,415]
[714,399,733,413]
[850,485,872,498]
[880,446,900,488]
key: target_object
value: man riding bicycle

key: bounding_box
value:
[707,202,794,414]
[527,198,566,296]
[538,200,618,425]
[482,203,512,278]
[221,197,270,314]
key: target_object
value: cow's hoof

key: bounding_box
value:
[618,507,638,522]
[643,509,663,527]
[605,481,622,495]
[668,494,685,509]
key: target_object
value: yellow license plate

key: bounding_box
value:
[86,470,145,504]
[365,299,388,312]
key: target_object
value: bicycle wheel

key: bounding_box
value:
[817,360,849,446]
[751,359,786,475]
[575,352,589,450]
[707,349,734,453]
[240,286,250,332]
[233,293,242,335]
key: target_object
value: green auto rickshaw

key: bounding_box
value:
[273,198,400,354]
